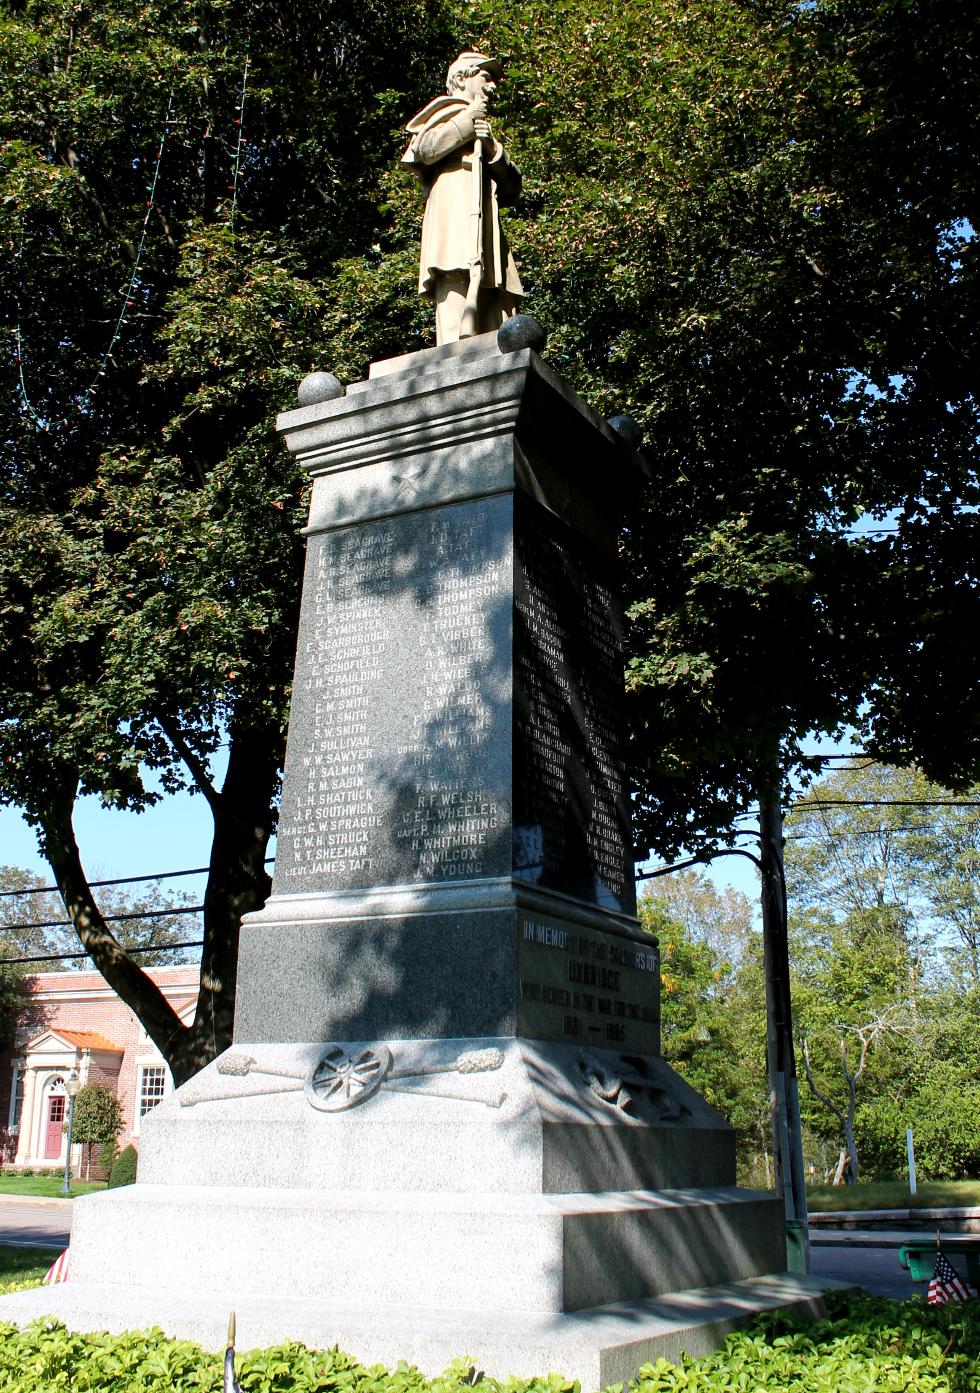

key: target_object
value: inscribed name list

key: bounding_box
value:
[513,496,635,914]
[274,497,512,893]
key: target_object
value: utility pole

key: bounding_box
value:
[759,787,810,1272]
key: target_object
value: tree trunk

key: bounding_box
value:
[36,723,280,1088]
[168,722,279,1084]
[37,766,191,1070]
[759,780,810,1270]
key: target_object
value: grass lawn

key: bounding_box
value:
[0,1244,55,1294]
[807,1179,980,1211]
[0,1174,106,1198]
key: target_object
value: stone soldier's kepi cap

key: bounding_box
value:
[446,51,503,91]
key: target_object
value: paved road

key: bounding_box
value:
[0,1202,71,1250]
[810,1242,918,1300]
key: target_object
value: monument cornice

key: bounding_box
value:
[277,342,643,547]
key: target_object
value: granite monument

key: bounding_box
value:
[0,58,842,1386]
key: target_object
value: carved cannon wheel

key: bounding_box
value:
[305,1045,393,1112]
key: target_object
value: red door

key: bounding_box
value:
[44,1094,65,1160]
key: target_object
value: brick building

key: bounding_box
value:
[0,965,199,1171]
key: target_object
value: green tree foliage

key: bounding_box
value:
[640,875,770,1177]
[2,0,977,1082]
[67,1083,123,1147]
[1,864,201,968]
[785,764,980,1180]
[446,0,979,857]
[67,1082,123,1180]
[0,0,452,1082]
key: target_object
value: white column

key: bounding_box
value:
[14,1067,38,1165]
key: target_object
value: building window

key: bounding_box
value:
[138,1066,168,1119]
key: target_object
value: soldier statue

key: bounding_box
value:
[402,51,523,345]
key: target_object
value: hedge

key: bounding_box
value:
[0,1294,977,1393]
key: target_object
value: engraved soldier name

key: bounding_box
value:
[278,504,507,888]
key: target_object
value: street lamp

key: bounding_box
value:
[61,1069,81,1196]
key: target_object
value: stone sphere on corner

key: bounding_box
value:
[607,414,644,450]
[297,371,344,407]
[497,315,547,356]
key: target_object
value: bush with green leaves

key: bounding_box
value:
[66,1085,124,1181]
[0,1296,976,1393]
[107,1144,138,1189]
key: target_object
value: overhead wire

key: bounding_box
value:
[13,90,175,431]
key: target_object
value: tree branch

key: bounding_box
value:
[801,1036,848,1130]
[157,715,221,814]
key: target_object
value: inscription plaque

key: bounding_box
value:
[513,495,634,913]
[517,914,660,1055]
[274,496,512,893]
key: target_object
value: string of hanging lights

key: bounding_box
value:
[15,39,252,433]
[13,91,175,432]
[229,45,251,230]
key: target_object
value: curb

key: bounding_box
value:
[810,1229,980,1249]
[0,1194,74,1210]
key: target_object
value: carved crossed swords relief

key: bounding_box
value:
[181,1044,507,1113]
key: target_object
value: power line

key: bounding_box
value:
[789,799,980,810]
[1,941,203,967]
[0,905,204,934]
[0,859,274,899]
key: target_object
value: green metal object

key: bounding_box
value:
[785,1219,808,1273]
[899,1241,980,1285]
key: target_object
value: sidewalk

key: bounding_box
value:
[0,1194,74,1211]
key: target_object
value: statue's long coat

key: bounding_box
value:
[402,97,523,297]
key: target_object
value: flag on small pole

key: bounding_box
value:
[928,1236,976,1304]
[43,1249,69,1285]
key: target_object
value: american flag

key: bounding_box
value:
[43,1249,69,1285]
[927,1249,976,1304]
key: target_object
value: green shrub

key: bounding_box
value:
[0,1295,975,1393]
[97,1140,118,1176]
[107,1144,138,1188]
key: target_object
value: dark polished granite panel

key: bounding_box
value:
[274,495,513,896]
[235,906,518,1044]
[513,494,635,915]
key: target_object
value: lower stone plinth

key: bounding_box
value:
[0,1035,814,1386]
[60,1181,784,1314]
[0,1275,850,1390]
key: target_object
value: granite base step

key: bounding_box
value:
[63,1181,785,1315]
[0,1273,850,1391]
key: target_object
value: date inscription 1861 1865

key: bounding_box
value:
[517,914,660,1053]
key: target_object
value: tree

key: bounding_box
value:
[3,0,978,1095]
[639,869,754,967]
[785,764,980,1180]
[67,1083,124,1181]
[640,885,770,1180]
[0,0,453,1083]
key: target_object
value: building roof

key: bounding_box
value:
[47,1029,123,1053]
